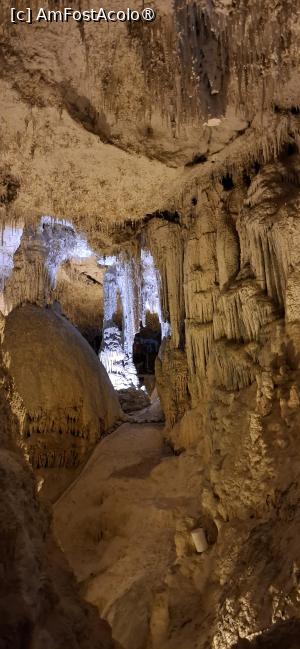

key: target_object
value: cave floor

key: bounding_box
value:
[53,418,207,649]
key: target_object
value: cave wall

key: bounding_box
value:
[137,151,300,645]
[54,258,105,350]
[0,362,116,649]
[145,154,300,429]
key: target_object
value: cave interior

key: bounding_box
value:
[2,1,300,649]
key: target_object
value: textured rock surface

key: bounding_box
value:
[2,304,121,469]
[54,257,105,349]
[54,421,204,649]
[0,365,116,649]
[53,155,300,648]
[2,1,300,648]
[0,0,300,239]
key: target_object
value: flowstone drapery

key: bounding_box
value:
[2,303,121,470]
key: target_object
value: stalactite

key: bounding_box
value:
[239,205,291,309]
[145,219,184,349]
[208,340,258,391]
[99,258,131,390]
[213,282,279,343]
[185,286,219,323]
[140,249,170,338]
[184,321,214,404]
[0,217,92,314]
[100,248,168,391]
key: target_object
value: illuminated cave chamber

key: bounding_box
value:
[0,219,122,480]
[99,249,169,399]
[0,220,169,403]
[3,4,300,648]
[0,217,93,316]
[0,219,168,447]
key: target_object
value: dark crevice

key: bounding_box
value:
[82,273,103,286]
[0,174,20,205]
[59,82,112,143]
[144,210,180,224]
[233,618,300,648]
[243,171,251,188]
[221,174,234,191]
[280,141,298,158]
[122,211,181,231]
[185,153,208,167]
[273,104,300,115]
[253,160,261,174]
[133,318,161,378]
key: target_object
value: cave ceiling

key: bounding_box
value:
[0,0,299,251]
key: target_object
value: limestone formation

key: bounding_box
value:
[2,304,121,469]
[1,1,300,648]
[100,250,167,392]
[0,364,116,649]
[54,256,105,349]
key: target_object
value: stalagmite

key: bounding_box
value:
[2,304,121,471]
[191,528,208,553]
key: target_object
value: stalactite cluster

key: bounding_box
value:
[0,218,92,314]
[100,248,168,392]
[132,149,300,647]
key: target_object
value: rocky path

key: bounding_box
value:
[53,420,204,649]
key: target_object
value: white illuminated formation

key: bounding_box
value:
[99,250,169,391]
[0,219,168,393]
[0,224,24,313]
[99,257,128,390]
[0,217,93,314]
[99,261,130,391]
[40,216,93,283]
[0,225,23,288]
[140,249,170,339]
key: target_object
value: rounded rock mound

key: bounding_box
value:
[2,304,121,469]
